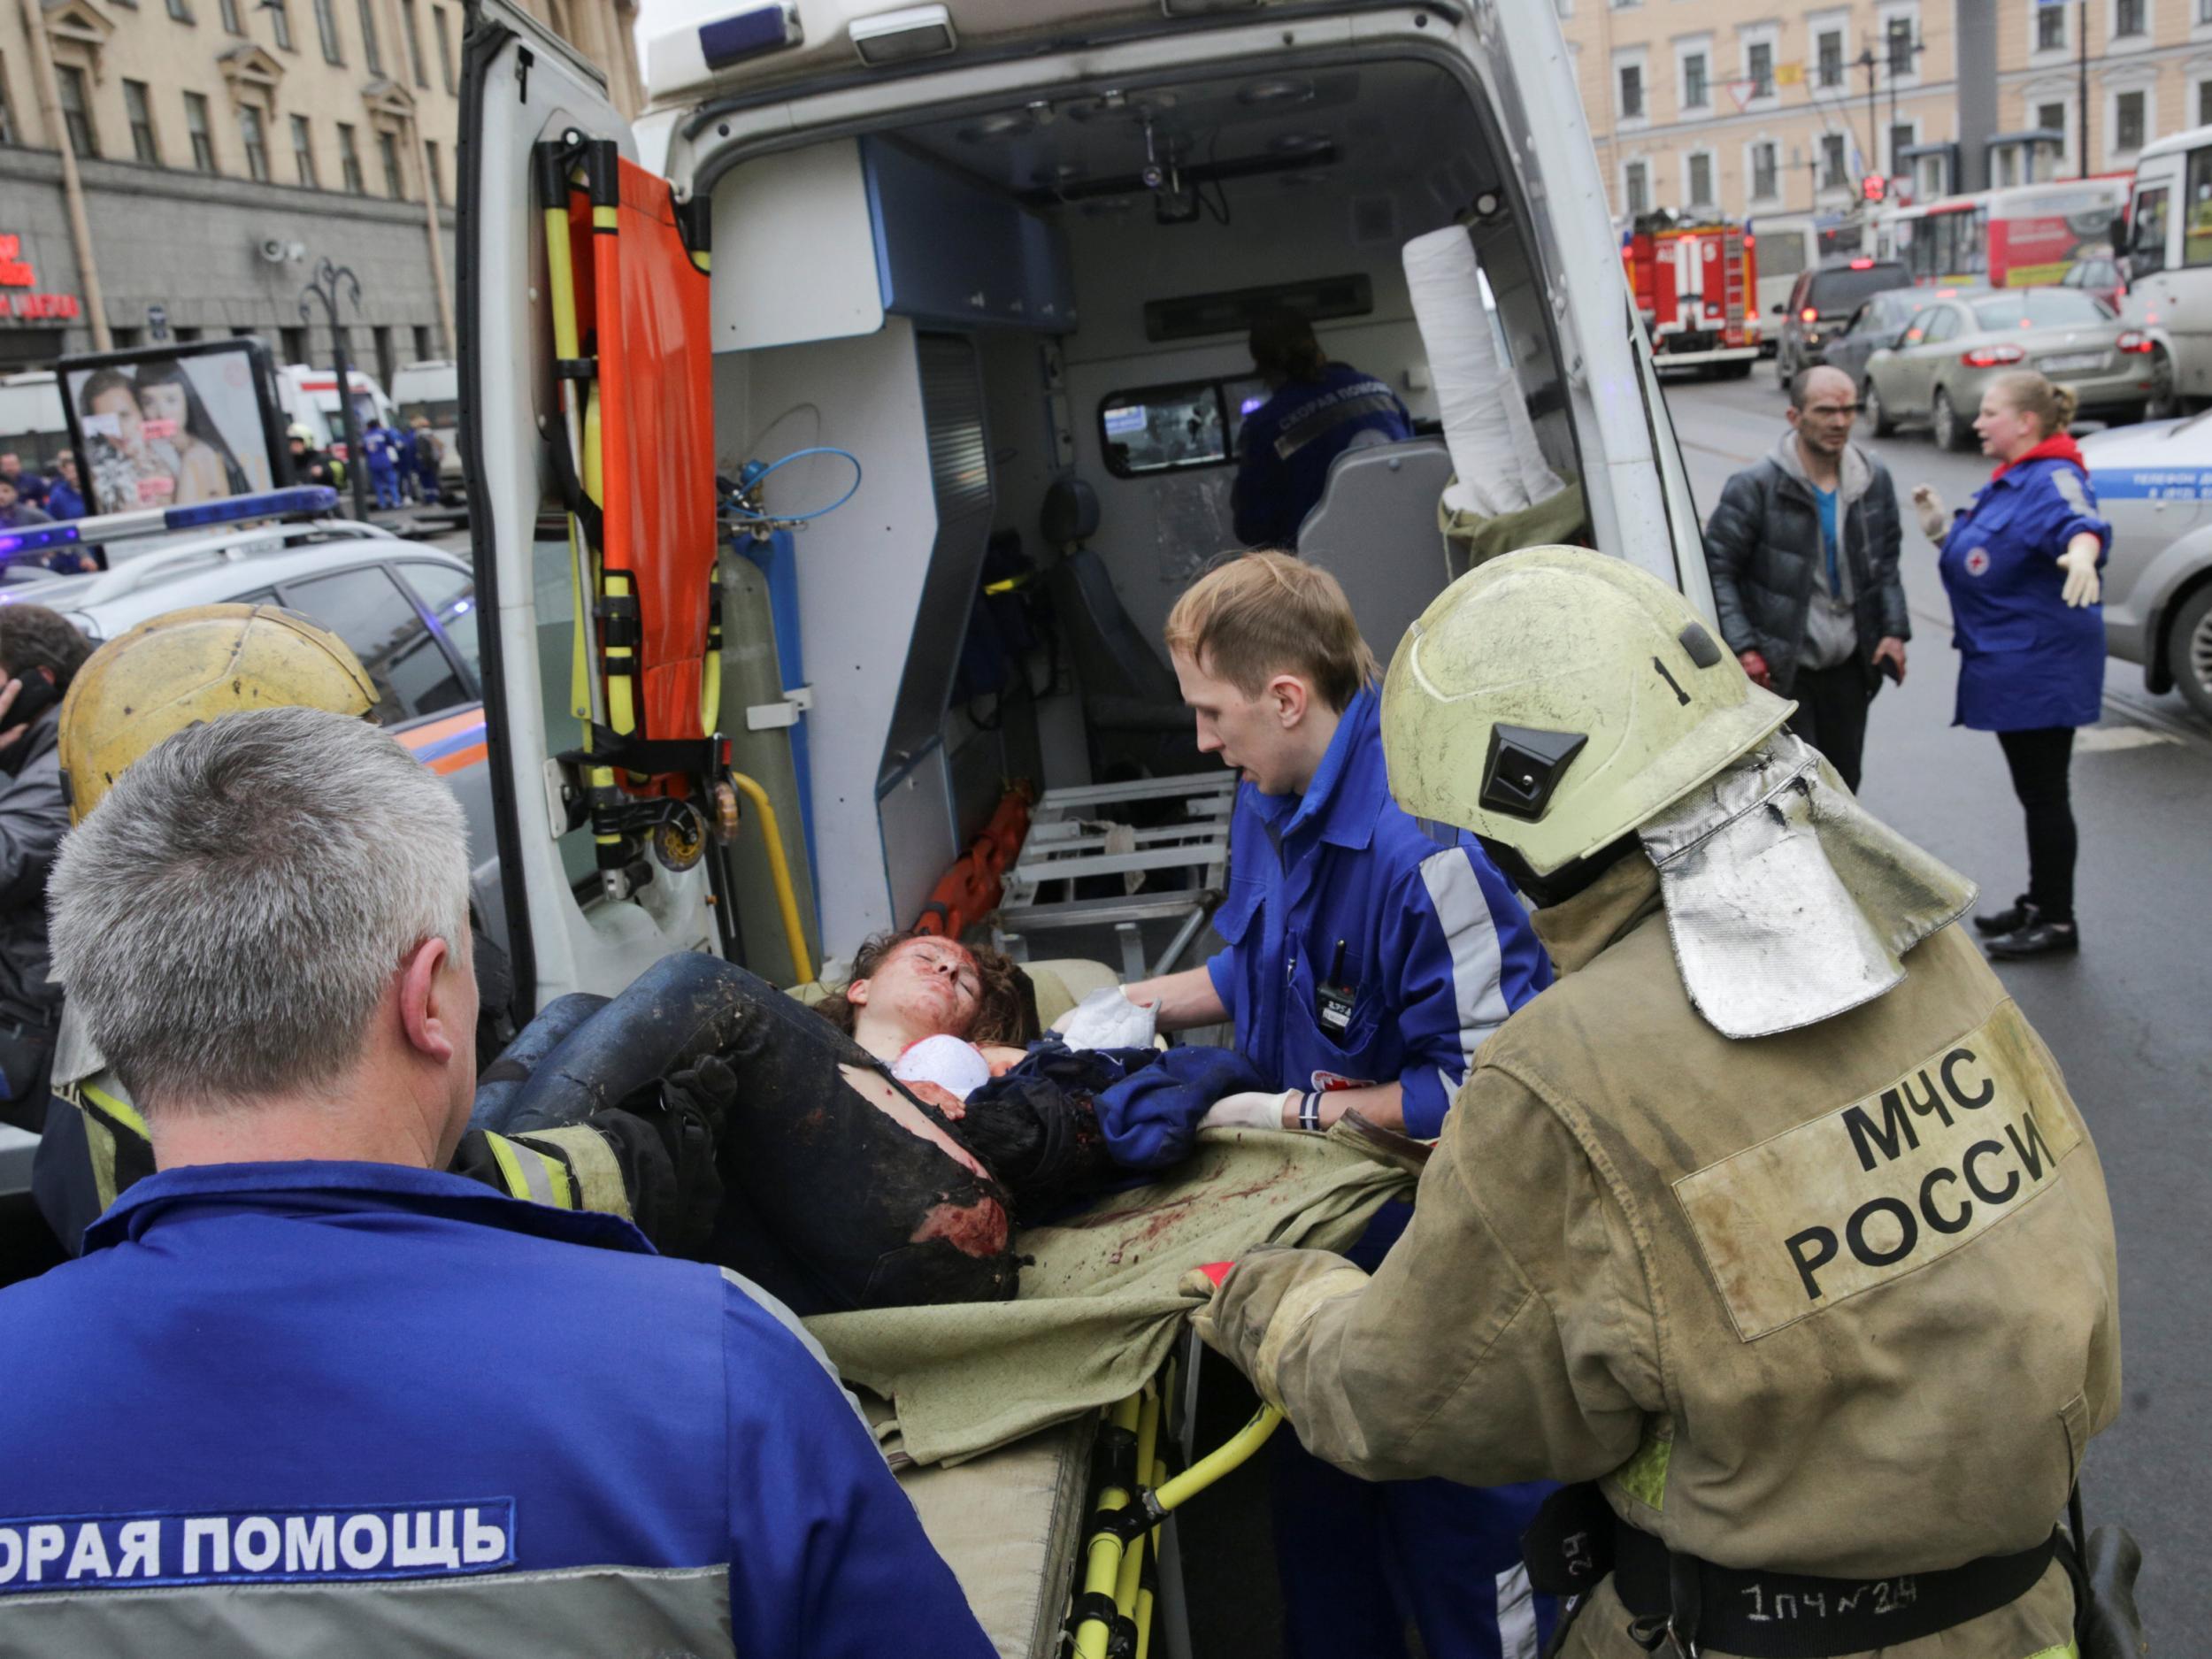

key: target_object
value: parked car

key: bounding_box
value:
[2081,411,2212,718]
[1822,288,1941,395]
[1774,258,1911,385]
[2059,256,2126,311]
[1855,285,2158,449]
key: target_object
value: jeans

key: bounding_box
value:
[1996,726,2078,924]
[1785,660,1875,795]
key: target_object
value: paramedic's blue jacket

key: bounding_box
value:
[1233,364,1414,548]
[1208,687,1551,1142]
[0,1160,994,1658]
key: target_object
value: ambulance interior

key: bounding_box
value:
[519,50,1593,987]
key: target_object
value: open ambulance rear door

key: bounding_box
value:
[457,0,727,1017]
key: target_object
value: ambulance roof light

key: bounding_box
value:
[849,4,955,65]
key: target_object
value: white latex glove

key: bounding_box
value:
[1909,484,1947,542]
[1199,1089,1297,1132]
[2057,541,2101,608]
[1060,986,1159,1051]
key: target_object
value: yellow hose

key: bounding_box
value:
[1149,1404,1283,1517]
[728,770,813,984]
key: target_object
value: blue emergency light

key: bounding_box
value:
[0,522,84,560]
[70,486,344,548]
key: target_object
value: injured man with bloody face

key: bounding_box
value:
[470,936,1268,1317]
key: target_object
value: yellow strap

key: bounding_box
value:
[512,1126,627,1219]
[2022,1647,2078,1659]
[482,1133,574,1210]
[81,1079,150,1142]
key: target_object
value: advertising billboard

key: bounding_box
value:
[59,338,286,518]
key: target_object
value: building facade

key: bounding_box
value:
[1561,0,2212,227]
[0,0,641,374]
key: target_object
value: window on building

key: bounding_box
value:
[1821,132,1848,188]
[1747,42,1774,99]
[1624,161,1650,216]
[1751,142,1778,201]
[1683,52,1708,109]
[2200,81,2212,128]
[183,89,215,171]
[1886,17,1915,76]
[2115,0,2145,35]
[337,120,364,192]
[378,129,403,196]
[239,104,269,180]
[268,0,292,50]
[292,112,318,186]
[1889,122,1915,176]
[1687,152,1714,207]
[313,0,342,61]
[219,0,242,31]
[412,324,433,359]
[166,0,195,23]
[0,56,16,145]
[124,79,159,162]
[2037,3,2065,50]
[434,6,456,91]
[424,136,442,204]
[1618,63,1644,120]
[401,0,426,85]
[55,64,97,157]
[1817,29,1844,88]
[2038,99,2067,137]
[2200,0,2212,24]
[281,325,309,364]
[357,0,383,72]
[2116,89,2146,152]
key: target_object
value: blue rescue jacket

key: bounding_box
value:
[1206,688,1552,1142]
[1938,454,2111,733]
[1233,364,1414,548]
[0,1161,994,1657]
[363,427,403,477]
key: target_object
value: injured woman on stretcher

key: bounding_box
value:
[466,933,1271,1317]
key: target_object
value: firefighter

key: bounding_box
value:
[31,605,720,1257]
[1188,547,2121,1658]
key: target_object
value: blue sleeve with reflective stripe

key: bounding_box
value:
[1388,841,1553,1141]
[721,1284,995,1658]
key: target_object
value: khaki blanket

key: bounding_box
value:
[806,1127,1410,1467]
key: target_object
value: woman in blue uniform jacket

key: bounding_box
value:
[1911,370,2109,959]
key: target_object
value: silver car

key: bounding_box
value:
[1856,286,2159,449]
[2079,411,2212,718]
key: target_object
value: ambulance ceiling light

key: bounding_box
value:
[1239,77,1313,107]
[958,111,1034,143]
[1270,133,1331,156]
[849,4,956,65]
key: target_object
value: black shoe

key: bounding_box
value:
[1974,895,2038,935]
[1985,919,2079,959]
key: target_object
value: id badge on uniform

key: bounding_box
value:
[1314,941,1356,1038]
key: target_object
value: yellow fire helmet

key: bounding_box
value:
[58,603,379,825]
[1380,546,1794,878]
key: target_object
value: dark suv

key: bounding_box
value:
[1775,258,1911,387]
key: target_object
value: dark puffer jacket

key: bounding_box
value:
[1702,438,1909,695]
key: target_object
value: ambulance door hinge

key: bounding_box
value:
[745,685,813,732]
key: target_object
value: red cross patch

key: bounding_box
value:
[1964,547,1991,577]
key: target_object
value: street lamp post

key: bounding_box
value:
[299,257,372,524]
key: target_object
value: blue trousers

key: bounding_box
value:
[370,467,402,509]
[1271,1438,1556,1659]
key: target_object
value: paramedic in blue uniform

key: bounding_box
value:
[0,706,994,1659]
[1232,308,1414,549]
[1911,370,2110,961]
[1125,553,1556,1659]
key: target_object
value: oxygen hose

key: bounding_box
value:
[726,770,814,986]
[725,446,864,525]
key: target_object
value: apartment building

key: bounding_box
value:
[1561,0,2212,227]
[0,0,642,369]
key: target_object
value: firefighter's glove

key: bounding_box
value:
[655,1054,740,1255]
[2058,541,2101,608]
[1179,1262,1234,1351]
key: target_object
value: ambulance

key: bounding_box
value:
[457,5,1710,1642]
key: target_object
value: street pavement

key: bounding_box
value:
[1666,368,2211,1638]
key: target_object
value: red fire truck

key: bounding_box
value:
[1623,218,1762,377]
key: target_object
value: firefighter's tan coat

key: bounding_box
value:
[1203,854,2120,1658]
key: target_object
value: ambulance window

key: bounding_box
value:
[396,561,480,686]
[1099,381,1231,477]
[279,563,456,723]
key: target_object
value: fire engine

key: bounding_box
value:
[1623,217,1762,377]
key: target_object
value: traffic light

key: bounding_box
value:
[1862,173,1887,204]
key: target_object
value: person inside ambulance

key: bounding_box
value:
[0,705,994,1658]
[1123,552,1558,1659]
[1231,309,1414,549]
[1188,547,2123,1659]
[30,605,723,1259]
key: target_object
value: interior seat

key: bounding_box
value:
[1041,476,1206,779]
[1294,437,1455,659]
